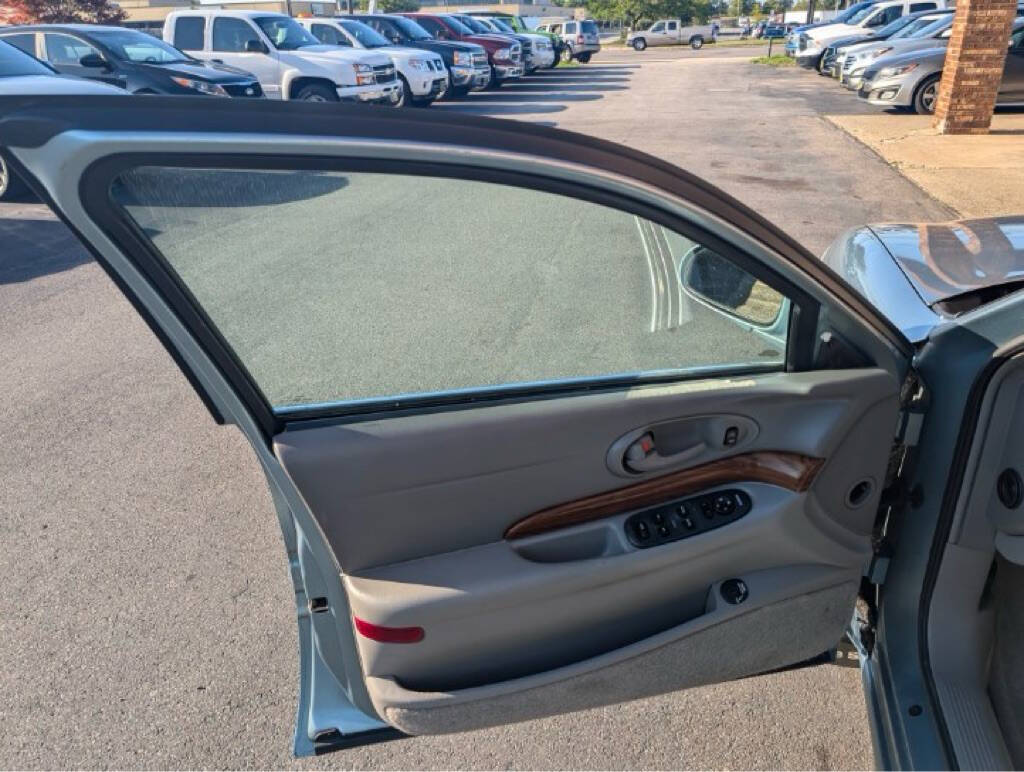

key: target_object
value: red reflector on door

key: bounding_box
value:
[353,617,425,643]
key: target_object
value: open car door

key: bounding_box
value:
[0,96,914,756]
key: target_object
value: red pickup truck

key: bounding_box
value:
[402,13,524,87]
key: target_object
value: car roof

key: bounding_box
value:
[169,9,287,18]
[1,24,137,33]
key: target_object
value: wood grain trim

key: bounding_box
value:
[504,451,825,540]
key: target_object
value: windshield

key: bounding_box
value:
[581,20,598,33]
[339,20,389,48]
[836,1,876,23]
[875,13,919,36]
[387,15,433,40]
[490,18,516,33]
[913,16,953,37]
[847,6,879,24]
[456,15,489,33]
[0,39,57,77]
[92,30,191,63]
[440,15,474,35]
[254,16,321,50]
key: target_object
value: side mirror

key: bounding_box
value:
[679,246,786,329]
[79,52,109,69]
[245,39,268,53]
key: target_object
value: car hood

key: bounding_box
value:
[373,45,443,63]
[133,60,257,82]
[871,43,947,68]
[871,217,1024,307]
[832,34,874,50]
[0,74,126,95]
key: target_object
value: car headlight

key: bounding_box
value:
[453,51,472,66]
[495,47,511,59]
[353,63,373,73]
[408,58,429,71]
[871,46,893,58]
[879,62,918,77]
[352,62,375,85]
[171,77,229,96]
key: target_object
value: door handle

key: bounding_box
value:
[623,432,708,473]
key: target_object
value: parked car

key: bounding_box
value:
[0,37,125,201]
[403,13,522,87]
[795,0,947,69]
[535,19,601,63]
[352,13,491,96]
[838,11,953,89]
[859,18,1024,113]
[819,7,951,75]
[468,16,555,71]
[626,19,715,50]
[0,24,264,98]
[449,13,537,74]
[468,12,564,68]
[10,95,1024,769]
[298,17,447,107]
[163,10,400,104]
[784,0,881,57]
[761,22,790,39]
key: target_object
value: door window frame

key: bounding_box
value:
[79,151,822,436]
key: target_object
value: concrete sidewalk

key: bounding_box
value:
[825,112,1024,219]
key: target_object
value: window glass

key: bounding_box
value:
[913,16,952,37]
[0,33,36,55]
[581,20,598,33]
[212,17,261,52]
[565,22,577,33]
[0,38,53,75]
[651,22,665,32]
[112,167,790,411]
[173,17,205,50]
[311,23,351,46]
[440,15,474,35]
[43,33,100,66]
[253,16,320,50]
[416,17,448,38]
[92,30,189,62]
[909,3,937,11]
[339,20,389,47]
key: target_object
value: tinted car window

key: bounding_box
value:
[909,2,937,11]
[112,167,791,411]
[1,33,36,55]
[565,22,577,33]
[310,23,350,46]
[92,30,189,62]
[0,38,53,76]
[339,20,390,47]
[174,17,205,51]
[581,21,598,33]
[440,15,474,35]
[416,17,450,39]
[212,17,261,52]
[43,33,101,66]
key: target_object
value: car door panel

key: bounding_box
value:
[0,97,910,753]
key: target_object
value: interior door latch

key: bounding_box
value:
[624,432,708,473]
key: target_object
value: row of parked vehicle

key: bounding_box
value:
[0,10,602,110]
[784,0,1024,113]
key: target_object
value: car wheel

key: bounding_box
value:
[395,75,410,107]
[295,83,338,102]
[560,44,574,62]
[690,35,704,49]
[577,52,592,63]
[0,155,26,202]
[632,38,646,51]
[913,74,940,115]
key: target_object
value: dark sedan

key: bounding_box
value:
[0,25,263,97]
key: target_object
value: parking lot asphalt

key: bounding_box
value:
[1,47,953,770]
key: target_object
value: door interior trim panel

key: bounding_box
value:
[504,451,825,539]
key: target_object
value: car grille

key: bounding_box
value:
[510,43,521,62]
[521,39,532,53]
[373,64,396,84]
[428,59,444,71]
[223,82,263,98]
[472,51,488,67]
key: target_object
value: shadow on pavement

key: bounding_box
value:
[465,92,603,103]
[0,216,90,284]
[501,82,629,92]
[433,102,568,115]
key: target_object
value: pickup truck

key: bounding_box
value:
[404,12,523,87]
[297,17,448,107]
[163,10,401,104]
[468,12,565,68]
[627,20,716,50]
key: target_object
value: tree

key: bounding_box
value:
[376,0,419,10]
[6,0,125,24]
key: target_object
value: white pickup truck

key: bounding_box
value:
[163,10,401,104]
[298,17,448,107]
[627,20,717,50]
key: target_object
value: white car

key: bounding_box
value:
[163,10,401,104]
[299,17,448,107]
[626,19,716,50]
[795,0,946,67]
